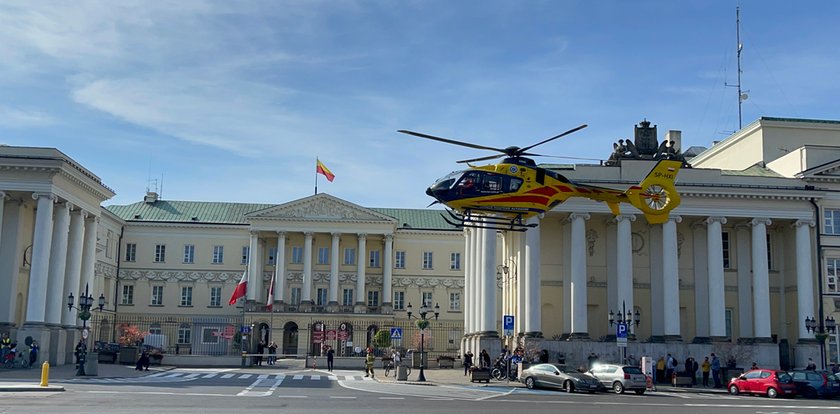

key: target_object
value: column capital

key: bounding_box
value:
[32,192,56,202]
[71,208,87,218]
[750,217,772,227]
[704,216,727,225]
[304,231,314,238]
[567,212,591,222]
[331,232,341,239]
[357,233,367,240]
[613,214,637,224]
[667,215,682,224]
[794,219,816,228]
[249,229,260,236]
[63,202,75,211]
[276,231,286,238]
[384,233,393,242]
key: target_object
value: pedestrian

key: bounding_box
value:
[463,350,473,375]
[711,353,722,388]
[656,356,665,383]
[29,340,39,367]
[626,354,637,367]
[256,341,265,366]
[587,352,599,369]
[691,357,699,385]
[0,332,11,362]
[136,350,150,371]
[665,353,676,383]
[701,356,710,387]
[539,349,549,363]
[364,348,375,377]
[558,352,566,365]
[480,349,491,369]
[727,355,737,369]
[326,346,335,372]
[75,339,87,369]
[806,358,817,370]
[268,341,277,365]
[750,361,758,370]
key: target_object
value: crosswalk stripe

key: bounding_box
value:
[184,373,200,379]
[221,374,234,379]
[292,375,304,380]
[239,374,252,379]
[328,376,338,381]
[165,373,182,378]
[311,375,320,380]
[202,373,217,378]
[258,374,268,379]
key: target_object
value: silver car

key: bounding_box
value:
[520,363,601,393]
[588,363,648,394]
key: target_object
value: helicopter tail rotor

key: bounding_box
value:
[625,160,683,224]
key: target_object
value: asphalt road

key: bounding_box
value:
[2,368,839,414]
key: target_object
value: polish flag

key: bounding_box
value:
[266,277,275,311]
[228,270,248,305]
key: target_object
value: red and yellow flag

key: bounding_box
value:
[316,158,335,182]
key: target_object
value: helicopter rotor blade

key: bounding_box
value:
[397,130,507,154]
[540,155,605,162]
[518,124,588,154]
[456,154,504,164]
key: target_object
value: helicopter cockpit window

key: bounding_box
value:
[507,177,523,191]
[431,172,461,191]
[482,175,502,192]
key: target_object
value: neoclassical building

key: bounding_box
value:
[2,116,839,369]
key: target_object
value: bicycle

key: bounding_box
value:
[384,360,411,377]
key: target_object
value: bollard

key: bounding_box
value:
[40,361,50,387]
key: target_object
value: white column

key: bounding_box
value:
[516,230,526,335]
[477,226,486,330]
[0,197,23,324]
[662,216,682,339]
[562,221,572,335]
[692,223,710,340]
[355,234,366,304]
[795,220,816,339]
[0,191,5,243]
[383,234,393,306]
[615,215,635,326]
[61,210,86,326]
[275,232,287,304]
[247,231,259,301]
[481,224,496,333]
[303,232,314,303]
[735,224,753,338]
[569,212,590,337]
[751,218,772,339]
[329,232,340,304]
[473,228,482,334]
[45,202,71,325]
[79,216,98,301]
[25,193,56,324]
[463,230,472,334]
[649,225,664,337]
[524,216,541,335]
[706,216,727,338]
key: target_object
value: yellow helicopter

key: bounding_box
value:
[398,124,683,231]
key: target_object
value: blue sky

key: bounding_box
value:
[2,0,838,209]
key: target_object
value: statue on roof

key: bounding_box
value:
[605,119,688,166]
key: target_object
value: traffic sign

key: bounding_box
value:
[616,322,628,347]
[326,330,337,340]
[503,315,514,336]
[390,327,403,339]
[338,330,349,340]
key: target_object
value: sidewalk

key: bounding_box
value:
[0,361,174,392]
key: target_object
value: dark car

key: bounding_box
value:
[791,370,840,398]
[728,369,796,398]
[520,363,601,393]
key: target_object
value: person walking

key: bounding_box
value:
[326,346,335,372]
[656,356,666,383]
[806,358,817,370]
[256,341,265,366]
[28,340,39,368]
[665,353,676,383]
[267,341,277,365]
[480,349,490,369]
[701,356,711,387]
[463,350,473,376]
[364,348,375,378]
[711,353,722,388]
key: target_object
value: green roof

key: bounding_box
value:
[106,200,458,231]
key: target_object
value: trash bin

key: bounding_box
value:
[397,365,408,381]
[85,351,99,376]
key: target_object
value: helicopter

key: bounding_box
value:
[398,124,683,231]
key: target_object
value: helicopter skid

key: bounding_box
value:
[441,208,537,232]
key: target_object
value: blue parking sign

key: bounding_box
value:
[616,322,628,339]
[503,315,514,336]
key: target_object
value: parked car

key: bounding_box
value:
[790,370,840,398]
[727,369,796,398]
[587,363,647,394]
[520,363,601,393]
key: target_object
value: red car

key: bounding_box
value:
[728,369,796,398]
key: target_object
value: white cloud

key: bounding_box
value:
[0,106,54,128]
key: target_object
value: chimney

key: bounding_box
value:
[665,130,682,153]
[144,191,159,204]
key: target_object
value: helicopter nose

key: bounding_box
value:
[426,187,434,197]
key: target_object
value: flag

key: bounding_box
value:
[228,270,247,305]
[266,276,275,311]
[316,158,335,182]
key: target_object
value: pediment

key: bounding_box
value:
[798,158,840,180]
[246,193,397,223]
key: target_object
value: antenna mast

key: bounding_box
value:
[725,7,747,130]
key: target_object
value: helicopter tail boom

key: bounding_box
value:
[624,160,683,224]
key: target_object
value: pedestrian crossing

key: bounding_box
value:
[62,370,375,384]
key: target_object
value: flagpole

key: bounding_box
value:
[314,157,319,195]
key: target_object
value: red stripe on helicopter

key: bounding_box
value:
[553,185,574,192]
[478,196,551,206]
[524,186,559,196]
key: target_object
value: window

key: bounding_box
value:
[155,244,166,263]
[722,232,731,269]
[212,245,224,264]
[395,251,406,269]
[450,252,461,270]
[827,258,840,294]
[393,291,405,310]
[178,324,191,344]
[241,246,249,265]
[344,248,355,265]
[183,244,194,264]
[125,243,137,262]
[209,286,222,307]
[367,290,379,307]
[151,285,164,306]
[422,292,433,307]
[449,292,460,311]
[149,323,162,335]
[268,247,277,265]
[825,208,840,235]
[316,288,328,306]
[180,286,193,306]
[369,249,380,268]
[291,287,302,305]
[318,247,329,265]
[422,251,433,269]
[291,247,303,264]
[725,308,733,339]
[121,285,134,305]
[342,289,354,306]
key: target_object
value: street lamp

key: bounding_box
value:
[805,315,837,369]
[406,301,439,382]
[67,283,105,376]
[608,300,640,364]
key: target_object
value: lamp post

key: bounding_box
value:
[67,283,105,376]
[407,301,439,382]
[608,300,641,364]
[805,315,837,369]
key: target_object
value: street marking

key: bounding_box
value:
[239,374,251,379]
[184,373,200,379]
[277,396,308,398]
[328,376,338,380]
[379,397,405,400]
[329,396,356,399]
[202,373,217,378]
[311,375,320,380]
[221,374,234,379]
[292,375,304,380]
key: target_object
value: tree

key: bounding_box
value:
[372,329,391,350]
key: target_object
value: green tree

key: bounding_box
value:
[372,329,392,350]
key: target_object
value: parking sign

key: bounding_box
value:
[503,315,514,336]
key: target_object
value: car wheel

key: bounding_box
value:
[564,380,575,393]
[766,387,778,398]
[728,384,740,395]
[524,377,536,389]
[613,381,625,394]
[634,390,645,395]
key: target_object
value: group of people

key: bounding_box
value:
[254,340,279,366]
[1,332,38,368]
